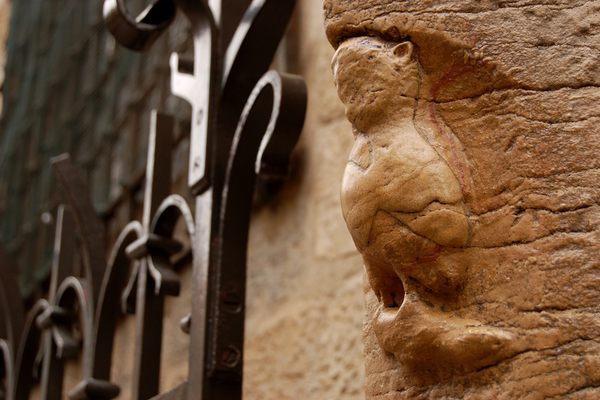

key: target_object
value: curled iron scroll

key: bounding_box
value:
[227,70,307,182]
[223,0,297,88]
[103,0,176,51]
[0,339,13,399]
[207,70,306,377]
[14,299,48,400]
[39,277,93,399]
[51,155,107,306]
[0,1,308,399]
[0,247,23,400]
[253,72,308,177]
[69,222,145,400]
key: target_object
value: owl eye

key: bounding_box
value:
[392,41,414,63]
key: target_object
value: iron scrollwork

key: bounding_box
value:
[0,0,306,399]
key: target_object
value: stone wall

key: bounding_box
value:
[242,1,364,397]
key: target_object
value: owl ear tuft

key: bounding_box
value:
[392,41,414,63]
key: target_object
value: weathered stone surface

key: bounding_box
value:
[243,1,365,398]
[326,1,600,398]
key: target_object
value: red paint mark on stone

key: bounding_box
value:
[415,244,443,264]
[427,63,476,192]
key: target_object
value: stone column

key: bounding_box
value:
[324,1,600,398]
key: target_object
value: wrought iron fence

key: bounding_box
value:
[0,0,306,398]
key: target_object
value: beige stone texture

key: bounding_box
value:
[325,1,600,399]
[243,0,365,398]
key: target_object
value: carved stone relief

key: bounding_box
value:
[325,1,600,398]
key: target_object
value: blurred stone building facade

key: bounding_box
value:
[0,0,365,398]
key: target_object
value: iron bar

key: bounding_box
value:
[0,1,306,399]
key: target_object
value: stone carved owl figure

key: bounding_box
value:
[332,37,523,375]
[326,0,600,396]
